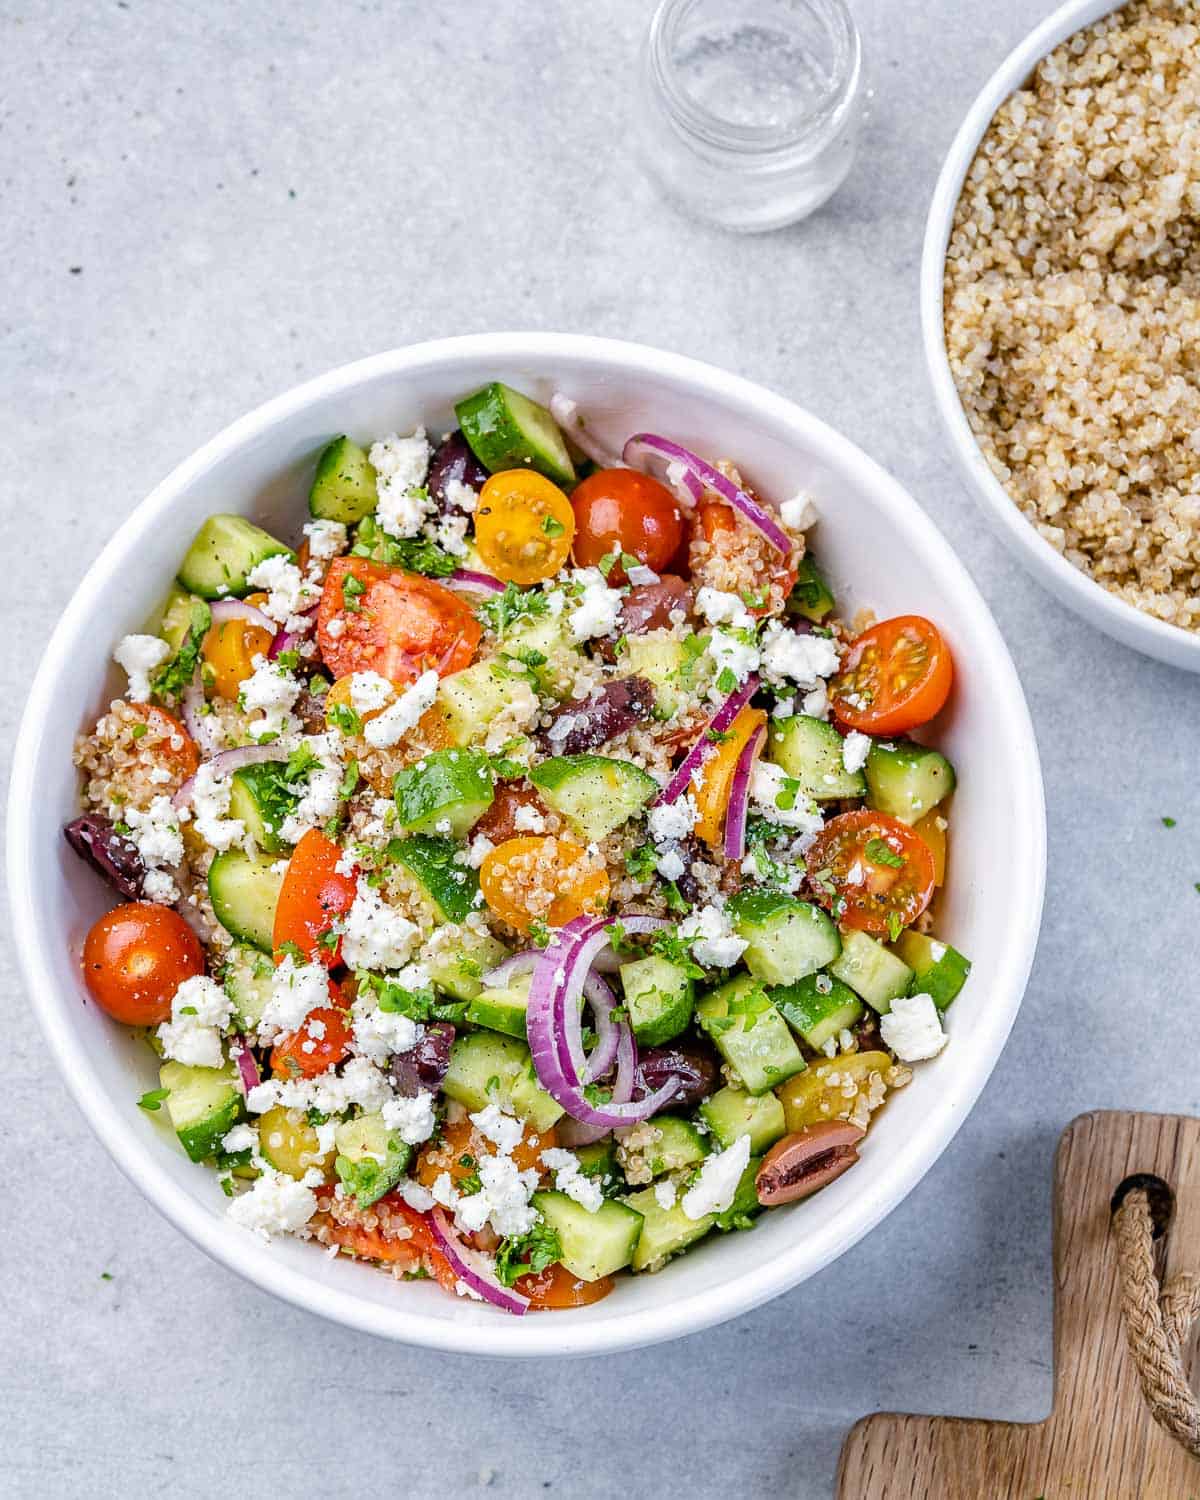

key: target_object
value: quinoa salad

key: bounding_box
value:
[944,0,1200,633]
[69,381,969,1314]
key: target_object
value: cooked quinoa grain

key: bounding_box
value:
[944,0,1200,631]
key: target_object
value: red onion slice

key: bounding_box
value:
[447,569,506,596]
[549,393,624,470]
[231,1038,261,1096]
[622,434,792,554]
[723,721,765,862]
[481,951,539,987]
[428,1208,529,1316]
[182,665,222,757]
[172,744,284,810]
[210,598,277,633]
[268,604,318,661]
[527,916,679,1128]
[655,675,760,807]
[581,971,621,1085]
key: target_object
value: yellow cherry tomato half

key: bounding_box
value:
[689,705,767,849]
[479,834,609,933]
[202,591,274,700]
[474,471,575,586]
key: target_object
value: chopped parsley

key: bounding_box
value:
[351,516,457,577]
[137,1087,170,1112]
[150,598,212,700]
[625,843,658,881]
[1162,816,1177,828]
[887,910,905,943]
[494,1220,563,1287]
[476,583,549,636]
[327,701,362,737]
[341,573,367,612]
[357,970,466,1024]
[865,837,904,869]
[541,515,566,538]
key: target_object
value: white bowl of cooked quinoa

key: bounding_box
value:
[924,0,1200,672]
[7,334,1044,1355]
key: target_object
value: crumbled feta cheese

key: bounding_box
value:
[647,796,698,843]
[221,1123,258,1155]
[842,730,871,775]
[655,847,685,881]
[544,588,566,618]
[184,762,246,852]
[339,878,420,971]
[371,429,432,537]
[681,1134,751,1220]
[431,1171,460,1208]
[227,1168,317,1238]
[467,833,495,869]
[512,803,546,834]
[802,683,829,720]
[443,477,478,513]
[397,1178,436,1213]
[679,904,746,970]
[695,587,753,628]
[245,1055,393,1117]
[246,554,319,626]
[240,654,303,738]
[156,975,232,1069]
[113,634,170,703]
[749,761,824,834]
[433,511,470,557]
[325,617,346,640]
[471,1104,525,1156]
[759,622,840,688]
[141,868,178,903]
[454,1152,540,1238]
[654,1179,678,1211]
[363,669,439,750]
[122,795,184,872]
[779,493,817,530]
[302,518,348,564]
[568,568,623,642]
[625,563,660,587]
[349,671,395,715]
[351,995,420,1065]
[708,628,760,686]
[540,1147,603,1212]
[381,1090,438,1145]
[257,955,330,1042]
[879,993,948,1062]
[278,737,343,845]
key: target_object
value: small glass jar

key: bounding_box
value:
[635,0,865,233]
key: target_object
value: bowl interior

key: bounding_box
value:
[920,0,1200,673]
[9,335,1045,1355]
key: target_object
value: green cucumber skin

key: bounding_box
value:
[529,754,657,842]
[695,976,807,1096]
[228,762,296,856]
[391,835,479,922]
[619,955,695,1048]
[864,740,956,824]
[532,1191,643,1281]
[786,555,835,623]
[727,893,842,987]
[392,749,495,839]
[208,850,287,952]
[455,382,576,488]
[699,1086,786,1154]
[159,1060,243,1163]
[772,973,865,1050]
[767,715,865,801]
[309,436,378,525]
[828,930,913,1013]
[892,930,971,1009]
[177,514,293,601]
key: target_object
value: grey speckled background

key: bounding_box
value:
[3,2,1198,1495]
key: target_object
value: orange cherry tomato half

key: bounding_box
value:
[805,810,936,937]
[270,997,352,1079]
[317,557,482,687]
[478,835,609,933]
[474,471,575,585]
[514,1261,615,1310]
[414,1114,556,1190]
[82,902,204,1025]
[830,616,953,736]
[127,703,200,777]
[693,500,798,614]
[272,829,357,966]
[689,705,766,849]
[570,468,684,580]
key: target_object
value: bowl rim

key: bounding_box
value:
[7,332,1047,1356]
[919,0,1200,672]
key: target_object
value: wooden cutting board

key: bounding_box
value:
[837,1112,1200,1498]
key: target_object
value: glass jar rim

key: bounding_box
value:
[647,0,862,156]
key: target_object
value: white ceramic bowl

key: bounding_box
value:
[921,0,1200,673]
[7,333,1045,1356]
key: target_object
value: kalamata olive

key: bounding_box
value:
[473,781,552,844]
[754,1122,864,1206]
[672,836,706,908]
[389,1022,455,1096]
[63,815,145,900]
[636,1041,720,1109]
[292,685,331,736]
[427,430,490,511]
[620,575,693,634]
[540,677,656,755]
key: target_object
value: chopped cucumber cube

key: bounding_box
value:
[617,1115,708,1180]
[208,849,287,952]
[466,973,531,1039]
[773,973,864,1051]
[786,554,835,623]
[695,974,807,1095]
[529,754,657,842]
[767,715,866,801]
[619,954,695,1047]
[531,1191,643,1281]
[892,930,971,1010]
[309,435,378,525]
[455,382,576,488]
[334,1113,411,1207]
[228,761,296,856]
[699,1086,786,1154]
[177,514,292,601]
[864,740,956,825]
[441,1032,563,1133]
[159,1059,242,1163]
[829,930,913,1013]
[727,890,841,986]
[391,835,479,922]
[393,749,494,840]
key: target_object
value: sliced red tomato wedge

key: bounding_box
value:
[831,615,953,735]
[805,809,936,937]
[317,557,482,686]
[272,828,357,966]
[270,995,352,1079]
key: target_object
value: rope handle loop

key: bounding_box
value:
[1111,1183,1200,1456]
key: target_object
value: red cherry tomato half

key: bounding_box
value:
[317,557,481,687]
[570,469,684,580]
[82,902,204,1025]
[831,616,953,735]
[805,810,936,937]
[270,995,352,1079]
[272,829,357,967]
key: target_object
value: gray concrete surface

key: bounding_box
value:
[3,1,1198,1495]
